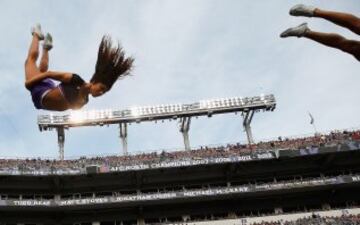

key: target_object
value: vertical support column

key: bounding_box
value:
[137,218,145,225]
[137,206,145,225]
[243,110,255,144]
[119,123,128,155]
[179,117,191,151]
[56,127,65,160]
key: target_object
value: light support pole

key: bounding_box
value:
[179,117,191,151]
[243,110,255,145]
[56,127,65,160]
[119,123,128,155]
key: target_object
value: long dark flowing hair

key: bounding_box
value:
[90,35,134,90]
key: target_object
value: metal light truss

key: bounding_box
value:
[38,94,276,130]
[37,94,276,160]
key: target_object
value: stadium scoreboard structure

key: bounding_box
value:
[37,94,276,160]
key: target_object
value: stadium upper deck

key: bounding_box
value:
[0,129,359,175]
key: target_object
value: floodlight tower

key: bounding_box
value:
[37,94,276,160]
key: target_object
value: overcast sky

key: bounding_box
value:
[0,0,359,159]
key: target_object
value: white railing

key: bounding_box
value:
[166,208,360,225]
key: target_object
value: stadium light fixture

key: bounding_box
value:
[37,94,276,160]
[38,94,276,129]
[69,110,86,123]
[130,107,141,117]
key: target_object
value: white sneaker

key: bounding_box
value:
[43,33,53,50]
[31,23,45,40]
[280,23,310,38]
[289,4,316,17]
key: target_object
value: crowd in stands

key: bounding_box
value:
[252,214,360,225]
[0,129,359,173]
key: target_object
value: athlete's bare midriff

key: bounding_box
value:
[42,87,69,111]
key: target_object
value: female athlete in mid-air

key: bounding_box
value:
[25,24,134,111]
[280,4,360,61]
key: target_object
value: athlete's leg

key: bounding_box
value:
[305,30,360,61]
[25,24,44,82]
[25,34,41,82]
[280,23,360,61]
[39,48,49,72]
[290,4,360,35]
[314,9,360,35]
[39,33,53,72]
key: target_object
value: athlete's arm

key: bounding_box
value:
[25,71,73,89]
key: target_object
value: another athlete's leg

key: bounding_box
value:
[25,24,44,81]
[39,33,53,72]
[314,9,360,35]
[305,30,360,61]
[289,4,360,35]
[280,23,360,61]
